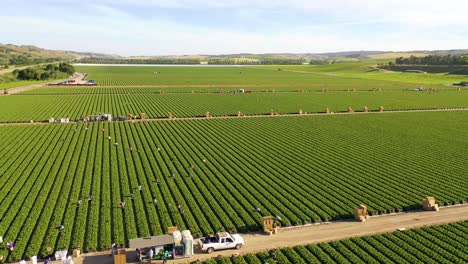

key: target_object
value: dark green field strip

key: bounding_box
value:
[201,221,468,264]
[1,112,468,260]
[75,66,408,86]
[3,92,468,122]
[18,83,445,95]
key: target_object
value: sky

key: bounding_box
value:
[1,0,468,56]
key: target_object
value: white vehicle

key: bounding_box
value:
[199,232,244,253]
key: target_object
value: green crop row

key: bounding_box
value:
[75,65,409,86]
[2,91,468,122]
[0,112,468,260]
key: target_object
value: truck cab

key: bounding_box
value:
[199,232,244,253]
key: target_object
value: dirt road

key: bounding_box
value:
[72,204,468,264]
[2,107,468,126]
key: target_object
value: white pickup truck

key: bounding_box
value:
[199,232,244,253]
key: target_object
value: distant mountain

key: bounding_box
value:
[0,44,76,66]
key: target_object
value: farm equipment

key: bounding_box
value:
[89,113,112,122]
[262,216,279,235]
[422,197,439,211]
[354,205,369,222]
[232,89,252,94]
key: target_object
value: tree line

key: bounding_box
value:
[78,57,306,65]
[394,54,468,65]
[0,63,75,83]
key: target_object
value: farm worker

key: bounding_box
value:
[120,202,126,208]
[7,242,14,252]
[108,136,111,140]
[202,159,206,163]
[255,208,261,213]
[77,200,82,206]
[115,142,118,146]
[130,146,133,151]
[148,248,154,260]
[157,147,160,151]
[190,164,195,169]
[153,199,158,205]
[178,205,184,214]
[276,215,281,221]
[102,128,105,132]
[59,225,64,231]
[138,185,142,191]
[85,127,88,130]
[88,194,92,201]
[131,193,134,199]
[156,179,159,184]
[190,173,193,179]
[172,173,175,179]
[111,243,116,255]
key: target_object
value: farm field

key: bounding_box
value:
[257,61,468,85]
[2,91,468,122]
[74,65,419,88]
[199,221,468,264]
[1,112,468,261]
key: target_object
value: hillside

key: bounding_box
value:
[0,44,77,66]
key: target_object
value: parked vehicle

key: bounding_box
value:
[199,232,244,253]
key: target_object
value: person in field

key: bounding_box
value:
[77,200,82,206]
[153,199,158,205]
[130,193,134,199]
[7,242,14,252]
[138,185,142,191]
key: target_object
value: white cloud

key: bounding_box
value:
[1,0,467,55]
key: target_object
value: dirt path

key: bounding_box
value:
[70,204,468,264]
[1,72,85,95]
[1,107,468,126]
[178,205,468,263]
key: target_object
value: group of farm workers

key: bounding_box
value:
[136,247,170,263]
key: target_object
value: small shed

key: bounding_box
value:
[129,235,174,249]
[129,235,175,262]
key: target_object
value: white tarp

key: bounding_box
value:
[55,250,67,261]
